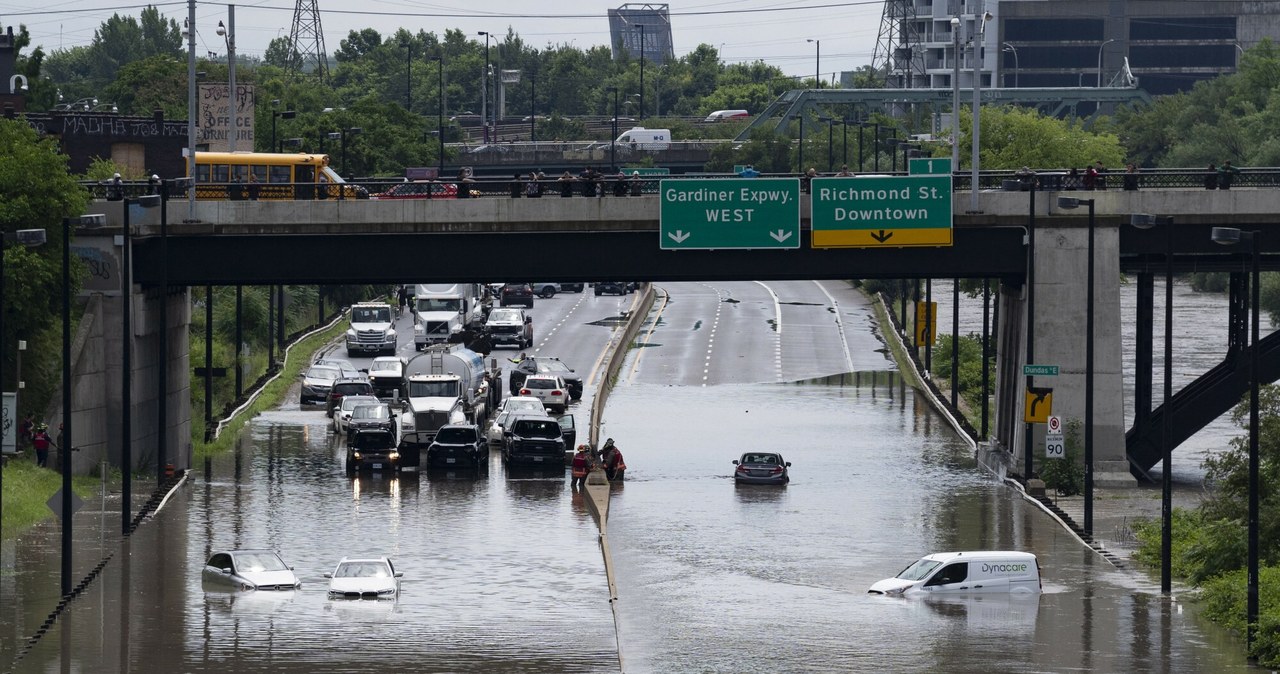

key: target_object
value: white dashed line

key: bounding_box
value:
[812,280,855,373]
[754,281,784,380]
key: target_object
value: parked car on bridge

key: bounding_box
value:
[425,424,488,470]
[301,365,342,405]
[508,356,582,400]
[325,557,402,599]
[518,374,570,414]
[732,452,791,485]
[372,180,457,199]
[332,395,381,435]
[202,550,301,592]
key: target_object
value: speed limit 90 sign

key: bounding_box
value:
[1045,416,1065,458]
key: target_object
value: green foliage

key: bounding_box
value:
[1039,418,1084,495]
[1199,566,1280,665]
[1188,272,1230,293]
[705,127,794,173]
[930,332,995,415]
[951,105,1126,170]
[1,460,99,538]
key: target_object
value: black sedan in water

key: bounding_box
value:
[732,452,791,485]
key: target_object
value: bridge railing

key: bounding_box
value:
[78,167,1280,202]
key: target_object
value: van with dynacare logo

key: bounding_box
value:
[867,551,1041,595]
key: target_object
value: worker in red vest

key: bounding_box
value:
[601,438,626,482]
[571,444,592,489]
[31,423,51,468]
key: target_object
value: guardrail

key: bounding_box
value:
[78,167,1280,202]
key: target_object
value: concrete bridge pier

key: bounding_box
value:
[995,222,1129,485]
[55,238,192,477]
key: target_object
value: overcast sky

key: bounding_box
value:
[1,0,885,82]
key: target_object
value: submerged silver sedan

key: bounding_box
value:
[732,452,791,485]
[202,550,302,591]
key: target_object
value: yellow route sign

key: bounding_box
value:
[1024,388,1053,423]
[915,301,937,345]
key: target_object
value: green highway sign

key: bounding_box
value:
[660,178,800,250]
[909,157,952,175]
[1024,364,1060,376]
[809,175,953,248]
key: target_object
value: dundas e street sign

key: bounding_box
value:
[659,178,801,250]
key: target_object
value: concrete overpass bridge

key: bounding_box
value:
[72,183,1280,484]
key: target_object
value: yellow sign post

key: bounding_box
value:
[915,301,937,345]
[1024,387,1053,423]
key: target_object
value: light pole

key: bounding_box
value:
[340,127,362,178]
[271,100,295,154]
[62,213,106,596]
[951,17,961,172]
[971,11,992,213]
[1059,196,1096,535]
[1132,212,1175,594]
[0,228,46,533]
[1211,226,1261,651]
[1023,186,1036,483]
[120,195,159,534]
[607,86,619,172]
[639,24,646,122]
[1002,42,1019,88]
[216,7,237,153]
[807,39,820,89]
[478,31,491,143]
[1096,38,1117,87]
[432,53,445,177]
[184,5,196,219]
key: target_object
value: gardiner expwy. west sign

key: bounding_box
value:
[660,178,800,250]
[809,175,953,248]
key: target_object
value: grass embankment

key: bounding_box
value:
[867,292,923,390]
[193,313,351,460]
[1,460,101,539]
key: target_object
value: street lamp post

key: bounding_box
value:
[971,11,992,213]
[62,213,106,596]
[478,31,491,143]
[1002,42,1019,88]
[1058,196,1097,535]
[1211,226,1262,650]
[0,227,46,534]
[120,195,159,534]
[433,53,445,178]
[951,17,961,172]
[340,127,362,178]
[1132,212,1175,594]
[807,39,820,89]
[607,86,619,173]
[639,24,646,122]
[1097,38,1117,88]
[216,7,237,153]
[271,100,295,154]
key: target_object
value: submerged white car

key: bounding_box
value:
[326,557,402,599]
[202,550,301,591]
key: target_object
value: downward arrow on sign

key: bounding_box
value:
[667,230,690,243]
[769,229,793,243]
[870,230,894,243]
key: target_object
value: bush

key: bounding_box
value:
[1039,418,1084,495]
[1200,566,1280,665]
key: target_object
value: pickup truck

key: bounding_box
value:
[502,415,568,467]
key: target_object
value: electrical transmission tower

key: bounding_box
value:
[288,0,329,82]
[871,0,925,88]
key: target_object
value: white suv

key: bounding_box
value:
[517,374,569,414]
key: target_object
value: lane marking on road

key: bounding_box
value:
[627,286,670,384]
[754,281,784,380]
[534,290,588,353]
[700,283,727,386]
[812,280,855,373]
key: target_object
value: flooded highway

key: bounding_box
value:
[0,282,1256,672]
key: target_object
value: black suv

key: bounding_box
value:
[347,402,397,437]
[326,378,376,418]
[508,356,583,400]
[502,416,567,467]
[425,424,487,470]
[594,282,629,296]
[500,283,535,308]
[345,427,400,474]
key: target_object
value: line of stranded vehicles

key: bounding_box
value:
[303,283,625,475]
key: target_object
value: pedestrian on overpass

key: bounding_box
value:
[738,164,760,178]
[1218,160,1241,190]
[558,171,575,197]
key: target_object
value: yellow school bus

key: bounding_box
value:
[193,152,367,200]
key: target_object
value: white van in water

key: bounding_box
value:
[616,127,670,150]
[867,551,1041,595]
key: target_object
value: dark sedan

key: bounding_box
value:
[508,356,583,400]
[732,452,791,485]
[425,424,488,470]
[594,282,629,296]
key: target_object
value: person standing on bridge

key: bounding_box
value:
[1205,164,1219,190]
[738,164,760,178]
[1122,163,1139,191]
[558,171,575,198]
[1218,160,1241,190]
